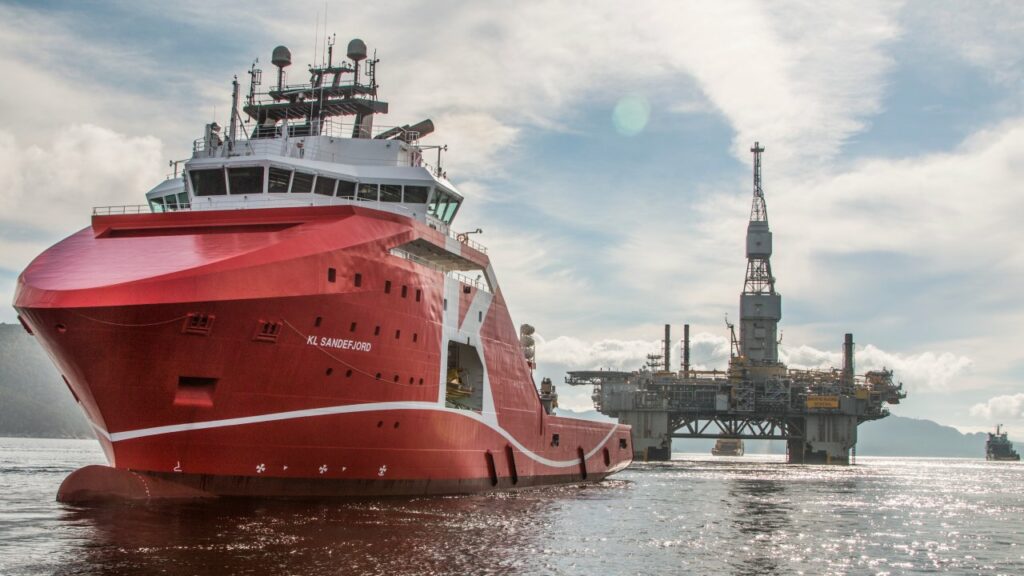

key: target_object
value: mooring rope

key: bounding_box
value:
[71,311,192,328]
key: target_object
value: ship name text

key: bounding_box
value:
[307,335,373,352]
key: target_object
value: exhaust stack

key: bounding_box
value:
[683,324,691,377]
[664,324,671,372]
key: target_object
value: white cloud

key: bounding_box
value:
[906,0,1024,88]
[538,330,967,388]
[431,113,519,179]
[198,1,902,175]
[0,125,164,234]
[970,393,1024,421]
[782,343,973,393]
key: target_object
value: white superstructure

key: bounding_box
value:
[140,38,464,234]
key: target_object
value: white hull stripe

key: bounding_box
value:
[94,401,622,469]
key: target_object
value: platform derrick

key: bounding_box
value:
[566,143,906,464]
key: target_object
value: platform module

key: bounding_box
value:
[566,143,906,464]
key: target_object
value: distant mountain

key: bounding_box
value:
[856,414,991,458]
[0,323,93,438]
[553,408,615,422]
[555,407,1004,459]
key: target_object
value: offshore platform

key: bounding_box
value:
[566,143,906,464]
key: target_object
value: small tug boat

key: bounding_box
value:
[986,425,1020,461]
[711,438,744,457]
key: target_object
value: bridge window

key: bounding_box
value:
[190,168,227,196]
[292,172,315,194]
[358,183,378,201]
[442,199,460,223]
[314,176,337,196]
[428,195,446,219]
[380,184,402,202]
[227,167,264,195]
[337,180,356,199]
[268,167,291,193]
[428,192,461,224]
[403,186,429,203]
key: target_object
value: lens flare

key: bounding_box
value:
[612,95,651,136]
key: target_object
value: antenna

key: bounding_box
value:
[271,46,292,91]
[247,59,261,106]
[750,141,767,221]
[228,75,239,152]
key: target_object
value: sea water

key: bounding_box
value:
[1,437,1022,575]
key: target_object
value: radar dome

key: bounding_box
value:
[347,38,367,61]
[271,45,292,68]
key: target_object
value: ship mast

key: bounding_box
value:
[243,38,388,140]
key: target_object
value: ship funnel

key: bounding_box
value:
[347,38,367,61]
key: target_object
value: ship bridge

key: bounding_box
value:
[131,38,468,238]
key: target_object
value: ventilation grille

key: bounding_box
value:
[253,320,283,343]
[182,313,215,336]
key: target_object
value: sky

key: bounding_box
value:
[0,1,1022,436]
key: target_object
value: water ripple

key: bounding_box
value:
[1,439,1023,575]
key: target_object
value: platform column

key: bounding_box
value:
[618,411,671,461]
[787,415,858,464]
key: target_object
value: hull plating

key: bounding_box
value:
[15,205,632,498]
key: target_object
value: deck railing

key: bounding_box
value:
[94,197,489,254]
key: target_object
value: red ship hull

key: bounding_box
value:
[15,205,632,501]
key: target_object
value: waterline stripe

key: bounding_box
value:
[98,401,621,469]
